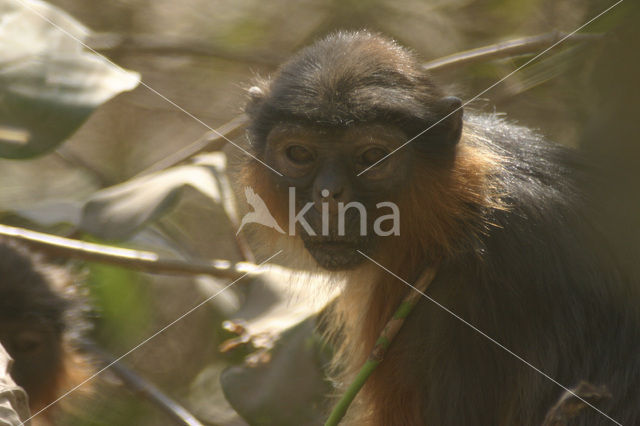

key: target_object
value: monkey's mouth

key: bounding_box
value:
[302,237,369,270]
[306,239,358,249]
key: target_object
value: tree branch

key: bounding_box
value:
[0,224,261,280]
[80,340,206,426]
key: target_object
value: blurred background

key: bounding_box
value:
[0,0,638,424]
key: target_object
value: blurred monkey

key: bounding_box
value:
[0,238,91,423]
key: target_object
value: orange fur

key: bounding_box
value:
[241,130,505,424]
[328,133,505,424]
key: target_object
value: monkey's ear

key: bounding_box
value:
[423,96,463,148]
[248,86,264,99]
[244,84,268,117]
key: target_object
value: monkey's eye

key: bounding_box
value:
[359,147,388,167]
[286,145,315,165]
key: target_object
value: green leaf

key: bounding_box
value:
[0,0,140,158]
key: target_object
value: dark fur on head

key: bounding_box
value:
[246,31,460,153]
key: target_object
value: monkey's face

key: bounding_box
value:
[261,123,410,270]
[244,32,466,269]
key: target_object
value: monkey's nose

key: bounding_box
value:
[315,188,347,214]
[321,188,342,200]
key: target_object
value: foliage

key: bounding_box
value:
[0,0,139,158]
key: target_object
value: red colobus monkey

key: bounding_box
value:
[240,31,640,425]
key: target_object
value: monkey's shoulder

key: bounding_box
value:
[462,114,620,273]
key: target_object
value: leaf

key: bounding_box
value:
[80,153,229,240]
[217,266,340,425]
[0,344,31,424]
[0,0,140,158]
[187,364,249,426]
[220,316,333,426]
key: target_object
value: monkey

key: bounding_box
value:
[0,238,92,423]
[239,31,640,425]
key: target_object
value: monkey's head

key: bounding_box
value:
[243,31,488,271]
[0,239,91,415]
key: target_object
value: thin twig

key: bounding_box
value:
[80,340,206,426]
[0,224,262,279]
[422,31,602,72]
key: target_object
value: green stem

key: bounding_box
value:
[324,266,438,426]
[324,359,380,426]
